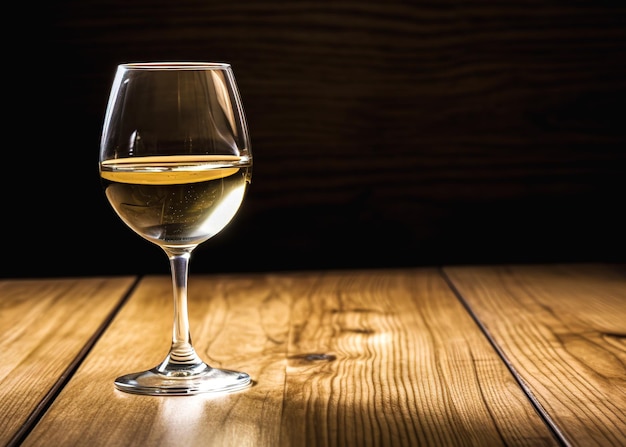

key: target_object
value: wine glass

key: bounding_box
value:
[99,62,252,395]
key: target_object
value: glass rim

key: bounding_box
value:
[119,62,232,70]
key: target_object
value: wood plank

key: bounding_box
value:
[23,270,558,446]
[21,274,290,447]
[0,277,136,446]
[444,263,626,447]
[279,269,557,447]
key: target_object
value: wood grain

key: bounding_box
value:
[279,269,556,446]
[21,274,290,447]
[443,263,626,447]
[5,0,625,278]
[0,277,136,446]
[23,270,557,446]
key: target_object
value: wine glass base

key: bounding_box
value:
[114,366,252,396]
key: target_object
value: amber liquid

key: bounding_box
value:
[101,155,251,247]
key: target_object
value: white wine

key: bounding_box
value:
[101,155,251,247]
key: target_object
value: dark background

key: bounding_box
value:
[6,0,625,278]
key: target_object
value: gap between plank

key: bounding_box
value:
[438,267,572,447]
[6,276,143,447]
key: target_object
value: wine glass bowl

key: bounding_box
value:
[99,62,252,395]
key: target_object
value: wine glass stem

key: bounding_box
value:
[159,247,205,372]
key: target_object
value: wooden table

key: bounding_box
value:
[2,264,625,446]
